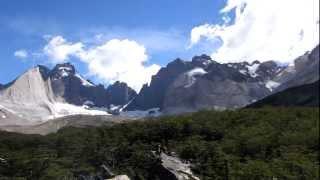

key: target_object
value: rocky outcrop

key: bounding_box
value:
[248,80,319,108]
[106,81,137,106]
[125,58,196,111]
[160,153,200,180]
[49,63,136,107]
[276,45,319,91]
[0,66,56,122]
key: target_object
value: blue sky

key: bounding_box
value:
[0,0,226,85]
[0,0,318,91]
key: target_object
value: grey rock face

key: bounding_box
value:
[0,63,137,123]
[0,106,31,126]
[106,81,137,106]
[226,60,285,82]
[127,55,280,113]
[125,58,196,111]
[0,66,56,122]
[46,63,136,108]
[127,45,319,114]
[276,45,319,92]
[163,61,270,114]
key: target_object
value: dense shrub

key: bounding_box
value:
[0,107,318,179]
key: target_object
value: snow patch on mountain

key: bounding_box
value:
[58,67,73,77]
[75,74,94,87]
[265,80,281,91]
[247,63,260,77]
[239,69,247,75]
[184,68,207,88]
[187,68,207,77]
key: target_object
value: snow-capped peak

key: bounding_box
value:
[51,63,76,79]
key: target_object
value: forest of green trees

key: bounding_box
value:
[0,107,319,179]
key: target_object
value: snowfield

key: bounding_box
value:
[48,102,110,119]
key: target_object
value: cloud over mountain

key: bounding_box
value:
[190,0,319,63]
[43,36,160,91]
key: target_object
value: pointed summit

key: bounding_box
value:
[191,54,214,67]
[50,63,76,79]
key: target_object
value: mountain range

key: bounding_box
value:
[0,63,136,125]
[126,45,319,114]
[0,45,318,127]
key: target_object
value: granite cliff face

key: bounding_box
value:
[126,55,284,114]
[162,58,279,114]
[125,58,196,111]
[0,63,136,124]
[48,63,137,107]
[275,45,319,91]
[126,45,319,114]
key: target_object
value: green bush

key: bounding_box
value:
[0,107,318,179]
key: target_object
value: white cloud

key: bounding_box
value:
[43,36,84,63]
[190,0,319,63]
[78,39,160,91]
[14,49,28,59]
[43,36,160,92]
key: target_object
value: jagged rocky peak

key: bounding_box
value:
[309,44,319,61]
[275,44,319,91]
[35,65,51,79]
[166,58,187,68]
[50,62,76,79]
[125,57,195,111]
[106,81,137,106]
[225,59,284,80]
[294,45,319,72]
[0,66,53,103]
[256,61,283,79]
[191,54,214,67]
